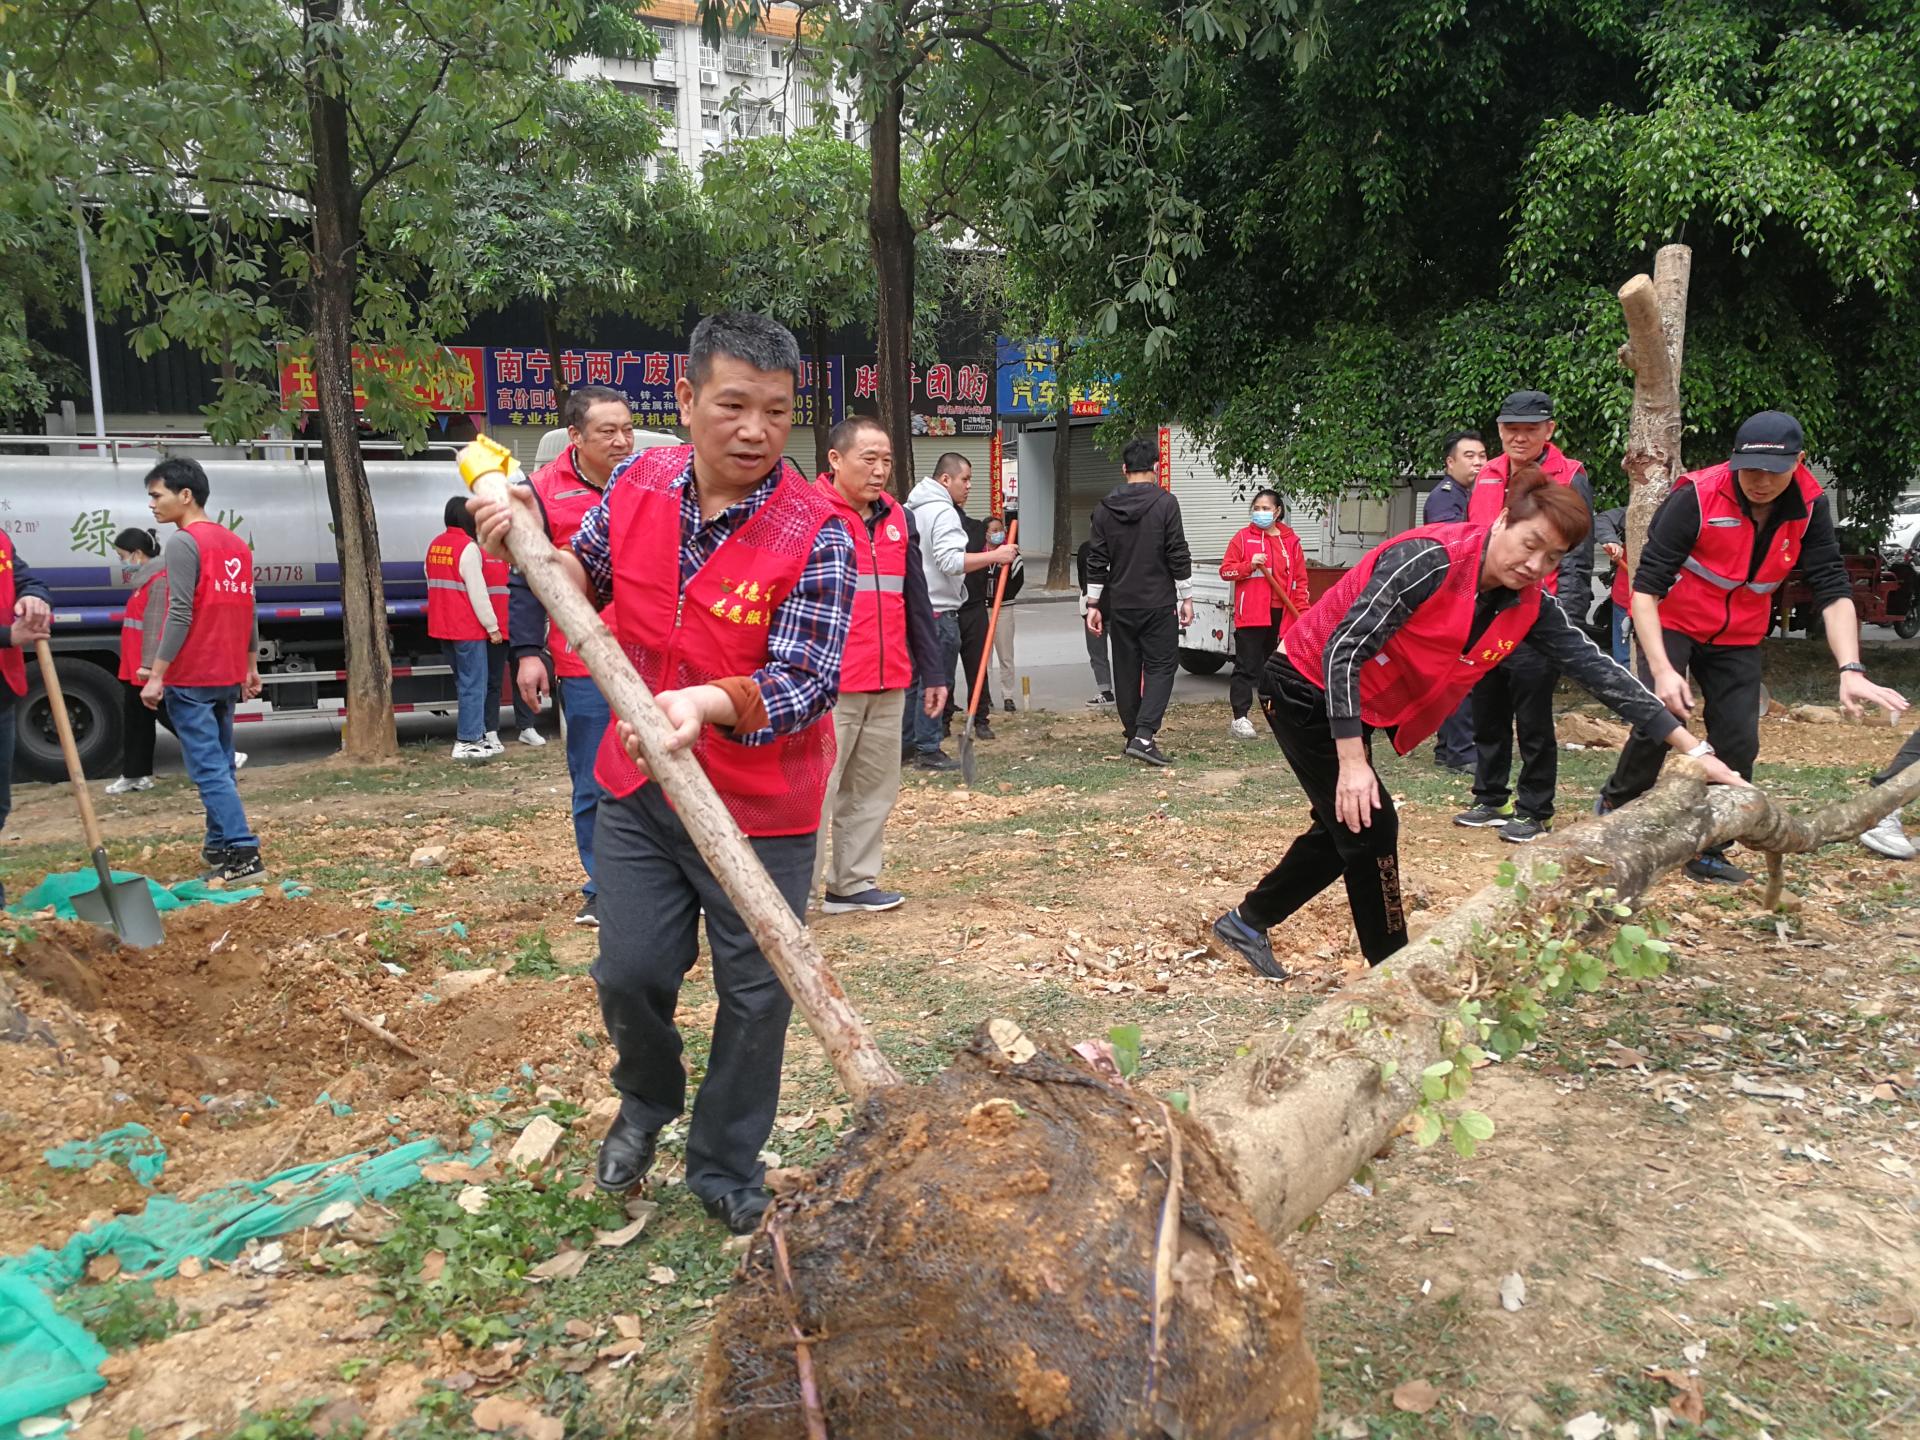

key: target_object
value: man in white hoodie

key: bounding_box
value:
[903,454,1017,771]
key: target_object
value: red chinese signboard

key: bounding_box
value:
[989,430,1004,516]
[1157,426,1172,490]
[278,346,485,414]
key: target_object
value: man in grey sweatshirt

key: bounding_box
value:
[902,453,1016,770]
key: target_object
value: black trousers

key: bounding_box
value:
[1600,633,1763,809]
[1873,727,1920,787]
[1107,606,1179,741]
[1229,623,1278,720]
[1237,659,1409,964]
[590,784,815,1203]
[957,604,993,717]
[1472,642,1559,820]
[1432,696,1475,768]
[121,681,177,780]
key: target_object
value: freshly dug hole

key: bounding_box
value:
[699,1030,1318,1439]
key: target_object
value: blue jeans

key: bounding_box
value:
[558,675,611,898]
[488,643,539,731]
[166,685,257,855]
[908,611,961,755]
[444,639,489,742]
[1611,602,1631,664]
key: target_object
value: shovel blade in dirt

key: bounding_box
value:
[959,717,977,785]
[34,639,166,948]
[70,848,165,949]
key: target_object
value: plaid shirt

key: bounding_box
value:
[571,452,854,746]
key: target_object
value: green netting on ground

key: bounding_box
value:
[43,1125,167,1189]
[0,1132,489,1439]
[3,870,265,919]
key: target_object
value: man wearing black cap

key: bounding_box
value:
[1597,410,1908,882]
[1453,390,1595,841]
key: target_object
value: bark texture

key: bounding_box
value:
[305,0,396,760]
[1200,760,1920,1238]
[463,451,903,1104]
[1619,244,1692,579]
[1048,359,1075,589]
[868,76,917,495]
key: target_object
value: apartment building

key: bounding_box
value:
[576,0,859,173]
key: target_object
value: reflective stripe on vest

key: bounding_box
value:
[1679,555,1783,595]
[853,574,906,593]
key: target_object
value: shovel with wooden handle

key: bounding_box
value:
[959,517,1017,787]
[1262,552,1304,623]
[34,640,165,948]
[457,437,901,1104]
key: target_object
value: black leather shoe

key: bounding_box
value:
[594,1112,658,1192]
[701,1185,771,1235]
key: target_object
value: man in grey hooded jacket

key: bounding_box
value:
[902,453,1017,770]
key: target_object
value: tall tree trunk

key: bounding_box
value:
[541,300,570,415]
[810,311,832,478]
[1618,244,1692,574]
[868,74,916,496]
[1047,340,1075,588]
[305,0,395,760]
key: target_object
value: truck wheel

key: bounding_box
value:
[1177,648,1228,676]
[18,658,124,782]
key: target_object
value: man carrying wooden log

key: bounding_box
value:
[1597,410,1908,882]
[473,313,855,1234]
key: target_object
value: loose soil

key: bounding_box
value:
[1,698,1914,1438]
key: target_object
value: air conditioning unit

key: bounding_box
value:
[698,66,718,87]
[651,57,675,83]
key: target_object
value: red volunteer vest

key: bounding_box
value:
[165,522,254,688]
[1465,443,1586,593]
[815,475,910,693]
[0,533,25,697]
[425,527,493,642]
[592,446,839,837]
[118,571,164,683]
[531,449,611,678]
[1659,462,1822,647]
[482,554,512,636]
[1284,522,1542,754]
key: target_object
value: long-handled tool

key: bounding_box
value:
[34,640,165,947]
[457,437,900,1102]
[959,517,1018,786]
[1261,549,1304,623]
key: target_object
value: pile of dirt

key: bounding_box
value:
[699,1027,1318,1439]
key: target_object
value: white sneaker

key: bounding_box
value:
[1229,716,1257,740]
[233,751,249,770]
[1860,809,1915,860]
[518,727,547,748]
[451,741,493,762]
[483,730,506,755]
[104,776,154,795]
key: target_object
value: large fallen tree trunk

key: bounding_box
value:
[459,428,1920,1437]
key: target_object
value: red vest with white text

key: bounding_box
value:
[0,533,25,697]
[814,474,910,693]
[530,449,610,678]
[1284,522,1542,754]
[482,554,512,636]
[425,527,492,642]
[593,446,839,837]
[1658,462,1822,647]
[164,522,254,688]
[118,570,165,683]
[1465,443,1587,593]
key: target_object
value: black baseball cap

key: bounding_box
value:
[1496,390,1554,424]
[1729,410,1804,473]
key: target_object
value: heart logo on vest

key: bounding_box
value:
[225,557,244,580]
[886,524,900,542]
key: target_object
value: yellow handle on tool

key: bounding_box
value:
[456,434,522,489]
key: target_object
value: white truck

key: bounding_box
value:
[2,429,676,779]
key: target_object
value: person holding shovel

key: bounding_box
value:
[810,414,945,915]
[1219,488,1308,739]
[1209,467,1746,982]
[471,312,855,1236]
[0,532,53,910]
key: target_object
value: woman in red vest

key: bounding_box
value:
[1220,488,1309,739]
[1208,468,1744,981]
[106,527,172,795]
[425,497,506,761]
[1598,411,1907,882]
